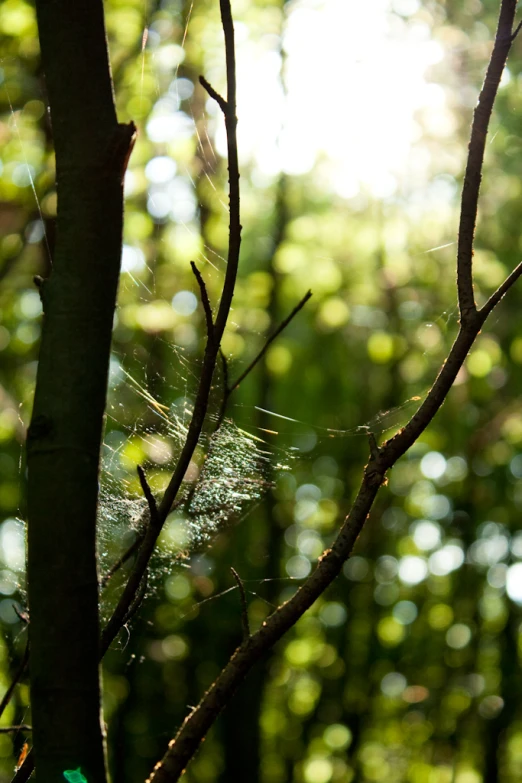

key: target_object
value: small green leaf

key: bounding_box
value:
[63,769,87,783]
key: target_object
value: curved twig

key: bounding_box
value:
[456,0,516,320]
[230,567,250,640]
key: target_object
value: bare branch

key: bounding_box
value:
[99,0,242,664]
[216,290,312,427]
[378,321,480,468]
[137,465,159,528]
[230,567,250,640]
[147,468,383,783]
[227,290,313,397]
[122,571,148,627]
[191,261,214,341]
[199,75,227,114]
[100,468,156,652]
[0,726,32,733]
[217,350,230,427]
[100,530,145,589]
[220,349,229,392]
[456,0,517,320]
[102,496,183,589]
[479,258,522,319]
[220,0,237,114]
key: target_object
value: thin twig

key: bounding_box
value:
[217,350,230,426]
[230,567,250,640]
[191,261,214,341]
[456,0,517,321]
[122,572,148,628]
[0,726,31,733]
[220,349,229,391]
[101,574,148,659]
[199,76,227,113]
[479,258,522,318]
[216,289,312,427]
[227,290,313,397]
[102,496,184,589]
[100,468,155,652]
[137,465,159,528]
[100,530,146,589]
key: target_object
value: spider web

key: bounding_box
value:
[0,0,465,632]
[96,349,283,622]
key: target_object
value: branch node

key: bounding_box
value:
[137,465,159,528]
[199,75,228,114]
[231,567,250,640]
[105,121,138,182]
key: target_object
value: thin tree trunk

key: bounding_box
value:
[26,2,135,779]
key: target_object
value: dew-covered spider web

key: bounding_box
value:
[96,345,293,624]
[0,0,469,636]
[95,324,434,629]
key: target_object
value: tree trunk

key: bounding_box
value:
[26,2,134,779]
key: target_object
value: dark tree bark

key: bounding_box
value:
[26,2,135,779]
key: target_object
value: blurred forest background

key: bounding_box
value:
[2,0,522,781]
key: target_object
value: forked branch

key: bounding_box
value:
[97,0,241,662]
[146,2,522,781]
